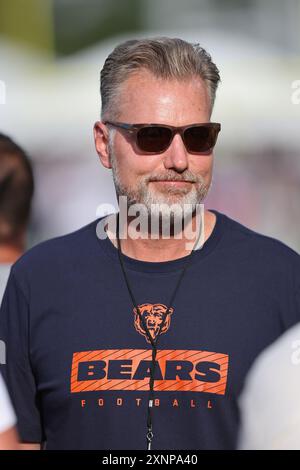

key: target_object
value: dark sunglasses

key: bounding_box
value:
[104,121,221,154]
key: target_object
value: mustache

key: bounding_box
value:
[147,172,201,183]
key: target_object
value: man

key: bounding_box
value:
[0,37,299,450]
[238,322,300,449]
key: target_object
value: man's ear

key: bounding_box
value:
[93,121,111,169]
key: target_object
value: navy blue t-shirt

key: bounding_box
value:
[0,209,299,449]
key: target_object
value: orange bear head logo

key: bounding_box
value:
[133,303,174,343]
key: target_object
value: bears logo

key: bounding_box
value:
[133,303,174,343]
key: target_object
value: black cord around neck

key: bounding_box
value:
[116,212,202,450]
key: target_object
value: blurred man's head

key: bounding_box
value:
[94,38,221,219]
[0,134,34,256]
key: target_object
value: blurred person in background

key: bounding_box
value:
[238,322,300,450]
[0,133,33,450]
[0,133,34,300]
[0,37,299,450]
[0,372,18,450]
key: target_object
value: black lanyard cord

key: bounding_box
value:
[116,212,202,450]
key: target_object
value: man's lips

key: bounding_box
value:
[150,180,194,187]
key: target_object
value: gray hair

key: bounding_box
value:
[100,37,221,120]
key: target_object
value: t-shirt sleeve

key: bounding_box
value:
[0,268,42,443]
[280,250,300,330]
[289,252,300,327]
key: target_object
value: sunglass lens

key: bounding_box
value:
[137,127,172,153]
[184,126,217,153]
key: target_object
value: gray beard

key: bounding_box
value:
[110,149,211,220]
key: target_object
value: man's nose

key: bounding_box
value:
[163,133,189,172]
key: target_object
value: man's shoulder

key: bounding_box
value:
[11,218,100,278]
[221,211,300,262]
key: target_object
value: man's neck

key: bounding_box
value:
[106,209,216,262]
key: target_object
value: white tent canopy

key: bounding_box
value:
[1,29,299,160]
